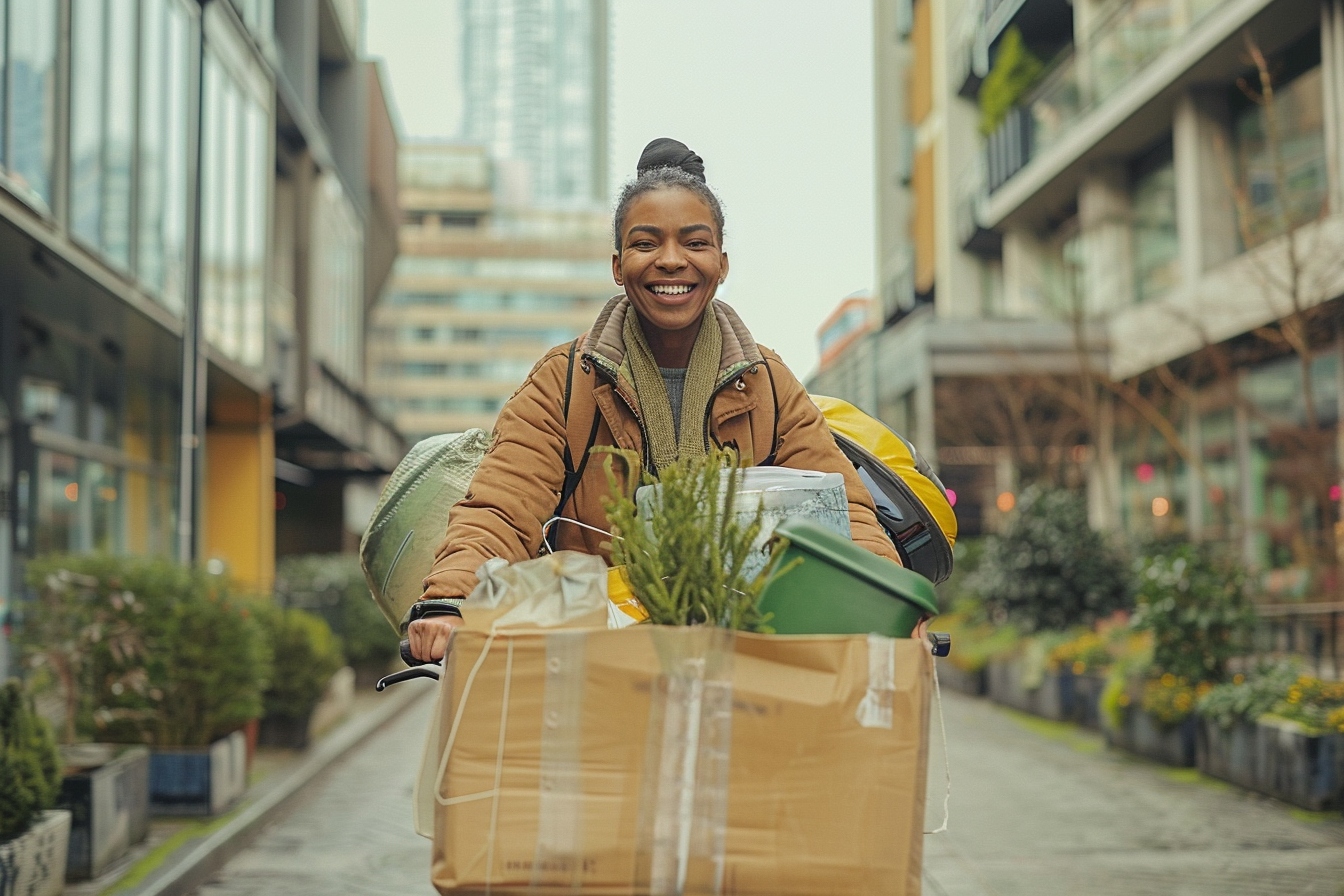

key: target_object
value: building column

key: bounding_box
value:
[204,391,276,592]
[1185,392,1204,540]
[1077,163,1134,315]
[1001,229,1050,316]
[1234,369,1258,570]
[1173,89,1237,283]
[1087,392,1122,531]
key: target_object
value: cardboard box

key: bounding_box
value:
[420,625,931,895]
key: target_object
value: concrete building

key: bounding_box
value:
[835,0,1343,579]
[367,142,614,443]
[460,0,610,207]
[0,0,401,675]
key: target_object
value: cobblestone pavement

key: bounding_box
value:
[192,689,439,896]
[923,689,1344,896]
[191,680,1344,895]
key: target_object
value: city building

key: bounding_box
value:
[459,0,610,207]
[368,142,614,443]
[833,0,1343,582]
[0,0,401,676]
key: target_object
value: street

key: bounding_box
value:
[191,680,1344,895]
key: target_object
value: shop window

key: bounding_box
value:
[1131,138,1178,303]
[4,0,59,209]
[1231,35,1326,250]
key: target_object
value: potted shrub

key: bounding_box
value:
[1047,619,1139,729]
[0,680,69,896]
[1197,663,1344,809]
[274,554,400,688]
[19,555,156,879]
[971,487,1131,719]
[253,604,346,749]
[23,555,272,817]
[1106,544,1253,767]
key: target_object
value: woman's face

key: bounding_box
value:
[613,187,729,340]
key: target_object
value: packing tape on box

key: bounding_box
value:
[857,632,897,729]
[532,630,587,888]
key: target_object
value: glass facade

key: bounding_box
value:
[310,171,364,384]
[4,0,59,210]
[19,332,180,558]
[1233,62,1327,250]
[200,22,271,368]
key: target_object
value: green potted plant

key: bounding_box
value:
[274,554,400,688]
[1197,663,1344,809]
[252,604,346,749]
[971,487,1131,718]
[1107,544,1254,766]
[23,554,272,817]
[19,555,156,878]
[0,680,69,896]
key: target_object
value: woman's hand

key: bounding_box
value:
[407,614,462,663]
[913,615,931,644]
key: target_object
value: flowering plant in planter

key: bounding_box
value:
[1140,673,1213,725]
[1196,662,1302,728]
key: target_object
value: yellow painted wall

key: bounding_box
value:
[203,393,275,593]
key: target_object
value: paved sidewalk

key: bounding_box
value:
[923,689,1344,896]
[64,680,428,896]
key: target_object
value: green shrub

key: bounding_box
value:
[971,487,1132,632]
[20,554,272,747]
[1197,661,1301,728]
[274,554,399,671]
[979,26,1044,135]
[0,681,61,842]
[1130,544,1254,684]
[251,604,345,720]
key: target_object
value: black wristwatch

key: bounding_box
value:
[399,598,465,636]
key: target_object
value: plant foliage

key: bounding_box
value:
[599,447,787,631]
[1130,544,1254,683]
[20,554,272,747]
[971,487,1132,632]
[274,554,398,671]
[0,680,61,842]
[250,603,345,720]
[978,26,1044,135]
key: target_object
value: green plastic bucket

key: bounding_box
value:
[758,518,939,637]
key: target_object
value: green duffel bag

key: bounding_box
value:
[359,429,490,632]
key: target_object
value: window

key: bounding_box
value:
[199,10,271,369]
[71,0,138,267]
[4,0,59,209]
[137,0,193,312]
[1131,138,1178,303]
[1232,36,1325,249]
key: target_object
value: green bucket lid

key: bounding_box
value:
[771,518,939,616]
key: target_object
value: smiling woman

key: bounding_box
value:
[409,138,902,662]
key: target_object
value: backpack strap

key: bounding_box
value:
[546,339,601,552]
[760,360,781,466]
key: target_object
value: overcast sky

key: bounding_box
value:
[364,1,876,377]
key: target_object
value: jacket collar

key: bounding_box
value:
[581,295,764,387]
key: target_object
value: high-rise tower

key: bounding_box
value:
[460,0,610,207]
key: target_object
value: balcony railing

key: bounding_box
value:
[985,0,1225,193]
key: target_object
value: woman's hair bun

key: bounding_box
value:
[637,138,705,182]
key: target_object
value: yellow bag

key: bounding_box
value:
[812,395,958,583]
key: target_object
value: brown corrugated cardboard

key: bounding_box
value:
[422,625,931,895]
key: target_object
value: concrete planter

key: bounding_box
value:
[1196,718,1259,790]
[935,661,987,697]
[1059,671,1107,730]
[1253,719,1344,811]
[0,810,71,896]
[986,657,1067,721]
[1198,717,1344,810]
[149,730,248,816]
[257,714,312,750]
[1107,707,1197,767]
[58,744,150,880]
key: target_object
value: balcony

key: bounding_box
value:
[983,0,1247,199]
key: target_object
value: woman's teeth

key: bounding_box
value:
[650,284,693,296]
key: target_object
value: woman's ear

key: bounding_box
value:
[611,253,623,286]
[719,252,730,284]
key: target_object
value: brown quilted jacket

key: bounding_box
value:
[421,296,900,600]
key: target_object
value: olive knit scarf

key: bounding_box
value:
[622,306,721,473]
